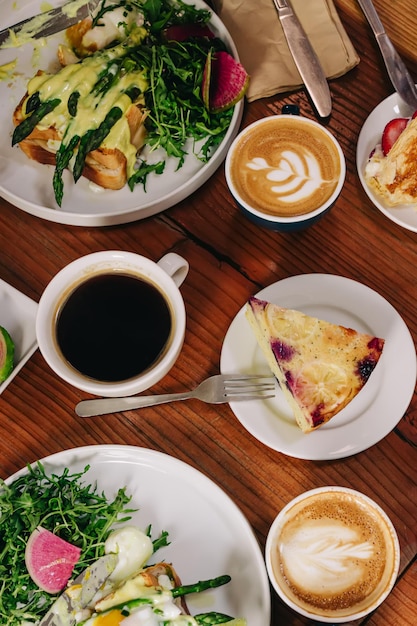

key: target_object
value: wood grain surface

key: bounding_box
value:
[0,1,416,624]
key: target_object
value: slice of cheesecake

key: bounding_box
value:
[246,296,385,433]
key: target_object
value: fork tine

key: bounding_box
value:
[221,374,274,379]
[224,381,276,390]
[224,392,276,401]
[223,373,276,401]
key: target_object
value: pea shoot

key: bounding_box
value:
[0,462,135,626]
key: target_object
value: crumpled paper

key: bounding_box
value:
[212,0,360,102]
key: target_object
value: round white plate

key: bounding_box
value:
[5,444,271,625]
[220,274,416,461]
[357,91,417,232]
[0,0,243,227]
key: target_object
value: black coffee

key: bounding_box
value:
[56,273,172,382]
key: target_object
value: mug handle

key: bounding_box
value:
[157,253,189,287]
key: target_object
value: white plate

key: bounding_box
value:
[0,278,38,394]
[0,0,243,227]
[220,274,416,460]
[5,444,271,625]
[357,91,417,232]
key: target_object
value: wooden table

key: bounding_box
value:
[0,1,416,623]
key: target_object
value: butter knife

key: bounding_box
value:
[272,0,332,118]
[357,0,417,109]
[0,0,99,48]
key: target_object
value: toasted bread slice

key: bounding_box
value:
[13,84,147,190]
[246,296,385,432]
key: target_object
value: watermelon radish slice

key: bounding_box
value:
[163,23,215,41]
[202,50,249,113]
[25,526,82,594]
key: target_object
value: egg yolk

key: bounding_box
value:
[93,610,125,626]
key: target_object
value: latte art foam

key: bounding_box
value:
[271,490,398,619]
[229,117,341,217]
[247,150,332,204]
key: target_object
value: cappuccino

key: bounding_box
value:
[228,116,342,217]
[266,488,399,622]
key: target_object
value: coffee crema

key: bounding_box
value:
[229,117,341,217]
[270,490,398,619]
[55,272,173,382]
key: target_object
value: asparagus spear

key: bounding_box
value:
[95,574,232,617]
[172,575,231,598]
[72,106,123,183]
[53,135,81,207]
[12,98,61,145]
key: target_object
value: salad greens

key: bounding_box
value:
[12,0,237,205]
[0,462,137,626]
[0,461,242,626]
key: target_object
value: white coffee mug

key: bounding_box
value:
[36,251,189,397]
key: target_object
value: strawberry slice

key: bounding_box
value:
[381,118,408,155]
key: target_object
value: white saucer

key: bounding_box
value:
[220,274,416,460]
[0,278,38,394]
[357,91,417,232]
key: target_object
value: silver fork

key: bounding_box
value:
[75,374,276,418]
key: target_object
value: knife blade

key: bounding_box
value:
[0,0,98,48]
[357,0,417,110]
[38,552,118,626]
[272,0,332,118]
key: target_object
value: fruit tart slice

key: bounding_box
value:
[246,296,385,433]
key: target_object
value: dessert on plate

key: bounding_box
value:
[246,296,385,432]
[364,112,417,206]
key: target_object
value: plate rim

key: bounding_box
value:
[4,443,272,625]
[220,273,417,460]
[0,0,243,227]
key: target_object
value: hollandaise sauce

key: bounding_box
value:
[13,32,148,205]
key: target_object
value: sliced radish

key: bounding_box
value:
[25,526,81,594]
[202,50,249,113]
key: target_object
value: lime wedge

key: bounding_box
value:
[0,326,14,382]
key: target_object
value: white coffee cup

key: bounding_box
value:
[225,114,346,232]
[36,250,189,397]
[265,486,400,623]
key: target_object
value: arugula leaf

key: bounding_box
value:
[0,462,135,626]
[128,158,165,190]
